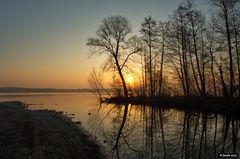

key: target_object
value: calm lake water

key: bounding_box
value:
[0,92,239,159]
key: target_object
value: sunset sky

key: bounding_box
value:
[0,0,209,88]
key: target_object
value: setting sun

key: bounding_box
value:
[126,75,134,84]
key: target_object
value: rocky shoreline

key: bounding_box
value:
[0,101,109,159]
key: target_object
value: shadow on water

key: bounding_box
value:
[87,103,240,159]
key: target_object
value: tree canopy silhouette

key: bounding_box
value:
[87,15,140,98]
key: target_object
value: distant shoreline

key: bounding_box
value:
[0,87,110,93]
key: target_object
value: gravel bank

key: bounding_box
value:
[0,101,109,159]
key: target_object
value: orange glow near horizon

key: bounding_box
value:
[0,1,209,89]
[126,74,134,85]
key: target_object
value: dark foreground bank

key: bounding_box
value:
[0,101,109,159]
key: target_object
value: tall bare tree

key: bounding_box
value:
[140,16,159,97]
[210,0,240,98]
[87,15,138,98]
[183,0,207,95]
[158,21,169,96]
[206,16,217,96]
[231,9,240,97]
[169,4,191,96]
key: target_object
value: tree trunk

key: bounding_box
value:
[149,39,153,97]
[189,41,201,95]
[224,7,234,99]
[115,57,128,98]
[219,65,229,99]
[209,25,217,96]
[181,23,190,96]
[233,21,240,98]
[178,35,187,96]
[201,29,206,95]
[191,16,205,95]
[159,34,165,96]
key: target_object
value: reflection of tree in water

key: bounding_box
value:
[87,104,240,159]
[171,112,240,159]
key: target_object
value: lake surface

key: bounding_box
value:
[0,92,239,159]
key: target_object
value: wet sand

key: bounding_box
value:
[0,101,109,159]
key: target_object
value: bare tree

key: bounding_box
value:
[206,16,218,96]
[87,15,139,98]
[231,9,240,97]
[88,68,111,100]
[140,16,159,97]
[183,0,207,95]
[209,0,240,98]
[169,5,191,96]
[158,21,169,96]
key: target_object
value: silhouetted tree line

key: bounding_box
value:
[88,0,240,100]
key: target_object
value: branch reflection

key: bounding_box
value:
[87,104,240,159]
